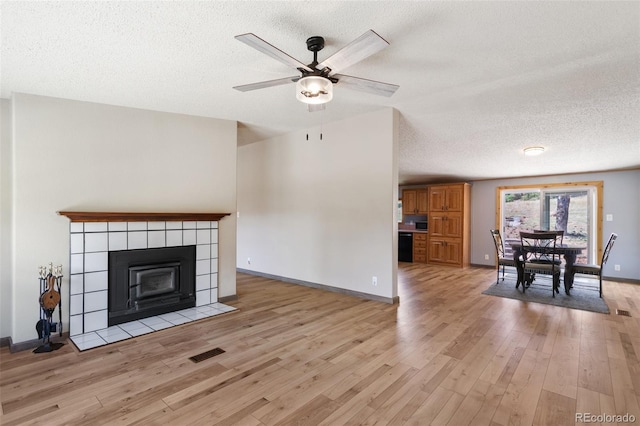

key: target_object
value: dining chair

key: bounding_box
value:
[519,231,563,297]
[572,233,617,297]
[533,229,564,244]
[490,229,517,284]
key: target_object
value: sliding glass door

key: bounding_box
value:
[497,182,603,265]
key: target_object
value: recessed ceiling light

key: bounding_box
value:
[524,146,545,156]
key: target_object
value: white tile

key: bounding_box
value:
[196,244,211,260]
[196,274,210,291]
[148,221,165,230]
[75,338,108,351]
[70,332,103,345]
[196,289,210,306]
[197,221,211,229]
[70,222,84,233]
[195,305,218,315]
[148,231,166,248]
[108,222,127,232]
[210,260,218,274]
[211,229,218,244]
[210,244,218,259]
[85,290,108,312]
[70,274,84,295]
[70,254,83,274]
[84,310,108,332]
[117,320,146,332]
[84,252,108,273]
[149,322,174,331]
[158,312,183,321]
[128,231,147,250]
[183,229,196,245]
[196,259,210,275]
[183,221,196,229]
[69,315,83,336]
[210,273,218,289]
[166,221,182,230]
[127,326,154,337]
[196,229,210,244]
[85,223,108,233]
[166,316,191,326]
[139,316,169,327]
[180,310,213,320]
[212,303,237,313]
[108,232,127,251]
[70,294,83,315]
[85,232,108,253]
[166,230,182,247]
[84,271,108,292]
[97,328,130,343]
[70,233,84,254]
[210,287,218,303]
[128,222,147,231]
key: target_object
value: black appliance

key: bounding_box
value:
[399,232,413,262]
[415,220,428,230]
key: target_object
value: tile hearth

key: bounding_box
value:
[70,302,236,351]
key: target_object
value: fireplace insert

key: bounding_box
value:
[108,246,196,326]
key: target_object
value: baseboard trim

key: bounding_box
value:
[0,336,11,348]
[218,294,238,303]
[237,268,399,304]
[603,276,640,285]
[7,333,69,353]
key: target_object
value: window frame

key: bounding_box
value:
[496,181,604,263]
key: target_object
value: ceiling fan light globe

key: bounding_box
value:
[296,76,333,105]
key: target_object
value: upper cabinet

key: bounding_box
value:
[428,185,464,212]
[402,188,428,215]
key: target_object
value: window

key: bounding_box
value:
[496,181,603,265]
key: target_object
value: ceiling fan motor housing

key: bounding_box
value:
[306,36,325,52]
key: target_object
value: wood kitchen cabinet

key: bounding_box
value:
[427,183,470,267]
[402,188,428,215]
[413,232,428,263]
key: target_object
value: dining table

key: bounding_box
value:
[509,241,586,295]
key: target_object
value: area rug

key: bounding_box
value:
[482,274,610,314]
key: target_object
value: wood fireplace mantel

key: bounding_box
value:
[58,211,231,222]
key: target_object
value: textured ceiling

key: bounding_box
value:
[2,1,639,184]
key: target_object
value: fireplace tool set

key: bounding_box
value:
[34,263,64,353]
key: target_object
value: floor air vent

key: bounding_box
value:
[616,309,632,317]
[189,347,225,363]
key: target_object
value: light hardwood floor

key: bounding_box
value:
[1,263,639,425]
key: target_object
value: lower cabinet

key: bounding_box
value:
[427,238,462,265]
[413,232,428,263]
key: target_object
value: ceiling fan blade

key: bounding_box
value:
[334,74,399,97]
[318,30,389,75]
[235,33,313,72]
[308,104,325,112]
[233,76,299,92]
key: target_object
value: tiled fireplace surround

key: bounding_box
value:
[62,212,231,350]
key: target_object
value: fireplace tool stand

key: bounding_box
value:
[34,263,64,353]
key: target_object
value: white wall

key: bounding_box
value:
[2,93,237,344]
[0,99,13,339]
[237,108,399,301]
[471,170,640,281]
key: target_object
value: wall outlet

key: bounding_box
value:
[247,257,251,265]
[484,254,489,260]
[614,264,621,271]
[606,214,613,221]
[372,276,377,286]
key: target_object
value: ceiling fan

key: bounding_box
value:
[233,30,399,111]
